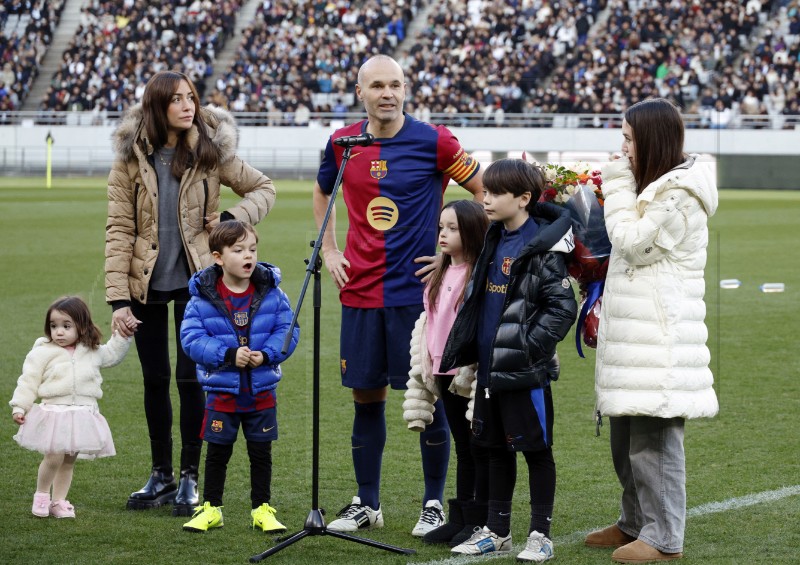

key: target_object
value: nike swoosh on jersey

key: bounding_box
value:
[262,426,275,433]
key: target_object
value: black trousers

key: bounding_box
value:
[203,440,273,508]
[440,375,486,501]
[130,288,205,462]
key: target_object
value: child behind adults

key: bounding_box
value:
[10,296,133,519]
[403,200,490,546]
[440,159,578,562]
[179,220,300,533]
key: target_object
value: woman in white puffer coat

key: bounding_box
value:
[585,99,718,563]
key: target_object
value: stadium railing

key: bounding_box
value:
[1,111,796,130]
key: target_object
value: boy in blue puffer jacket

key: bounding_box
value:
[179,220,299,534]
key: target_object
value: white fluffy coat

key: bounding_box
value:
[10,333,131,415]
[403,312,476,431]
[595,155,719,419]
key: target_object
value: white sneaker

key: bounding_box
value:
[326,496,384,532]
[517,530,554,562]
[411,499,445,537]
[451,526,512,555]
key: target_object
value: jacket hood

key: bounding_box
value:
[188,262,282,298]
[111,104,240,163]
[639,154,718,217]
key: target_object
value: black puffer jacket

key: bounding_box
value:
[440,202,578,392]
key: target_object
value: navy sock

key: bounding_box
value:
[530,503,554,538]
[486,499,513,538]
[524,448,556,537]
[352,401,386,509]
[420,399,450,504]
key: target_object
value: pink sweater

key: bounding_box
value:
[423,262,468,375]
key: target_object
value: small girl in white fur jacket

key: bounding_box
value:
[403,200,489,546]
[10,296,132,519]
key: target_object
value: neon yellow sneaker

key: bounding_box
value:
[251,503,286,533]
[182,502,223,532]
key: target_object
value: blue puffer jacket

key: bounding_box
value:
[180,262,299,394]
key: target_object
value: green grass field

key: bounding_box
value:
[0,177,798,565]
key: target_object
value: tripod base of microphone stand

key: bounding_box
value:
[249,509,416,562]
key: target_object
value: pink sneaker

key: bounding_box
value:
[49,500,75,518]
[32,492,50,517]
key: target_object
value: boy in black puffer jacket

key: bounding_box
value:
[441,159,577,562]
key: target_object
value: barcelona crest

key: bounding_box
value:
[502,257,513,276]
[340,358,347,374]
[370,160,388,179]
[211,419,223,433]
[233,311,249,327]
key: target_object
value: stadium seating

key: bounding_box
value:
[22,0,800,129]
[40,0,240,112]
[206,0,419,121]
[0,0,64,112]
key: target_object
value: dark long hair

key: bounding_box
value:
[482,158,545,214]
[45,296,102,349]
[427,200,489,311]
[624,98,685,193]
[141,70,218,177]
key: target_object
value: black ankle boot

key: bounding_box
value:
[423,499,465,544]
[449,501,488,547]
[127,439,177,510]
[172,442,202,516]
[126,468,177,510]
[172,469,199,516]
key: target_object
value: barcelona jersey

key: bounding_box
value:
[317,113,480,308]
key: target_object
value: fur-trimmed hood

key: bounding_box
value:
[111,104,240,164]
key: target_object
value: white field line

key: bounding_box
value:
[412,485,800,565]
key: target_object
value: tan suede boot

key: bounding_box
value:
[612,540,683,563]
[585,524,637,548]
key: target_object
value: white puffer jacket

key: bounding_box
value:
[10,333,131,415]
[595,155,719,419]
[403,312,476,431]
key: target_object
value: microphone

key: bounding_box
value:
[333,133,375,147]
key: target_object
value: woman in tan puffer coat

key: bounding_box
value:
[104,70,276,516]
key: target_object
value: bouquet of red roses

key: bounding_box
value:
[539,161,610,357]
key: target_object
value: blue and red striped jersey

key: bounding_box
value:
[317,114,480,308]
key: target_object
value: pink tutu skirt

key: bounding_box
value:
[13,404,115,460]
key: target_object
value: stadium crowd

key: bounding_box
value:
[205,0,421,122]
[0,0,64,112]
[39,0,240,115]
[5,0,800,128]
[548,0,800,128]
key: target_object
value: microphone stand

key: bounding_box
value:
[250,143,415,561]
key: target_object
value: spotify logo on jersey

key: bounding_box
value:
[366,197,399,231]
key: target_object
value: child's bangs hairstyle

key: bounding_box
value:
[428,199,489,311]
[209,220,258,254]
[45,296,102,348]
[483,158,545,214]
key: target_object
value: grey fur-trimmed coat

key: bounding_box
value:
[105,104,276,305]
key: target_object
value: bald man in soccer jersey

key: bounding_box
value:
[313,55,484,536]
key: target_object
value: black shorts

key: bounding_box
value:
[471,383,554,451]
